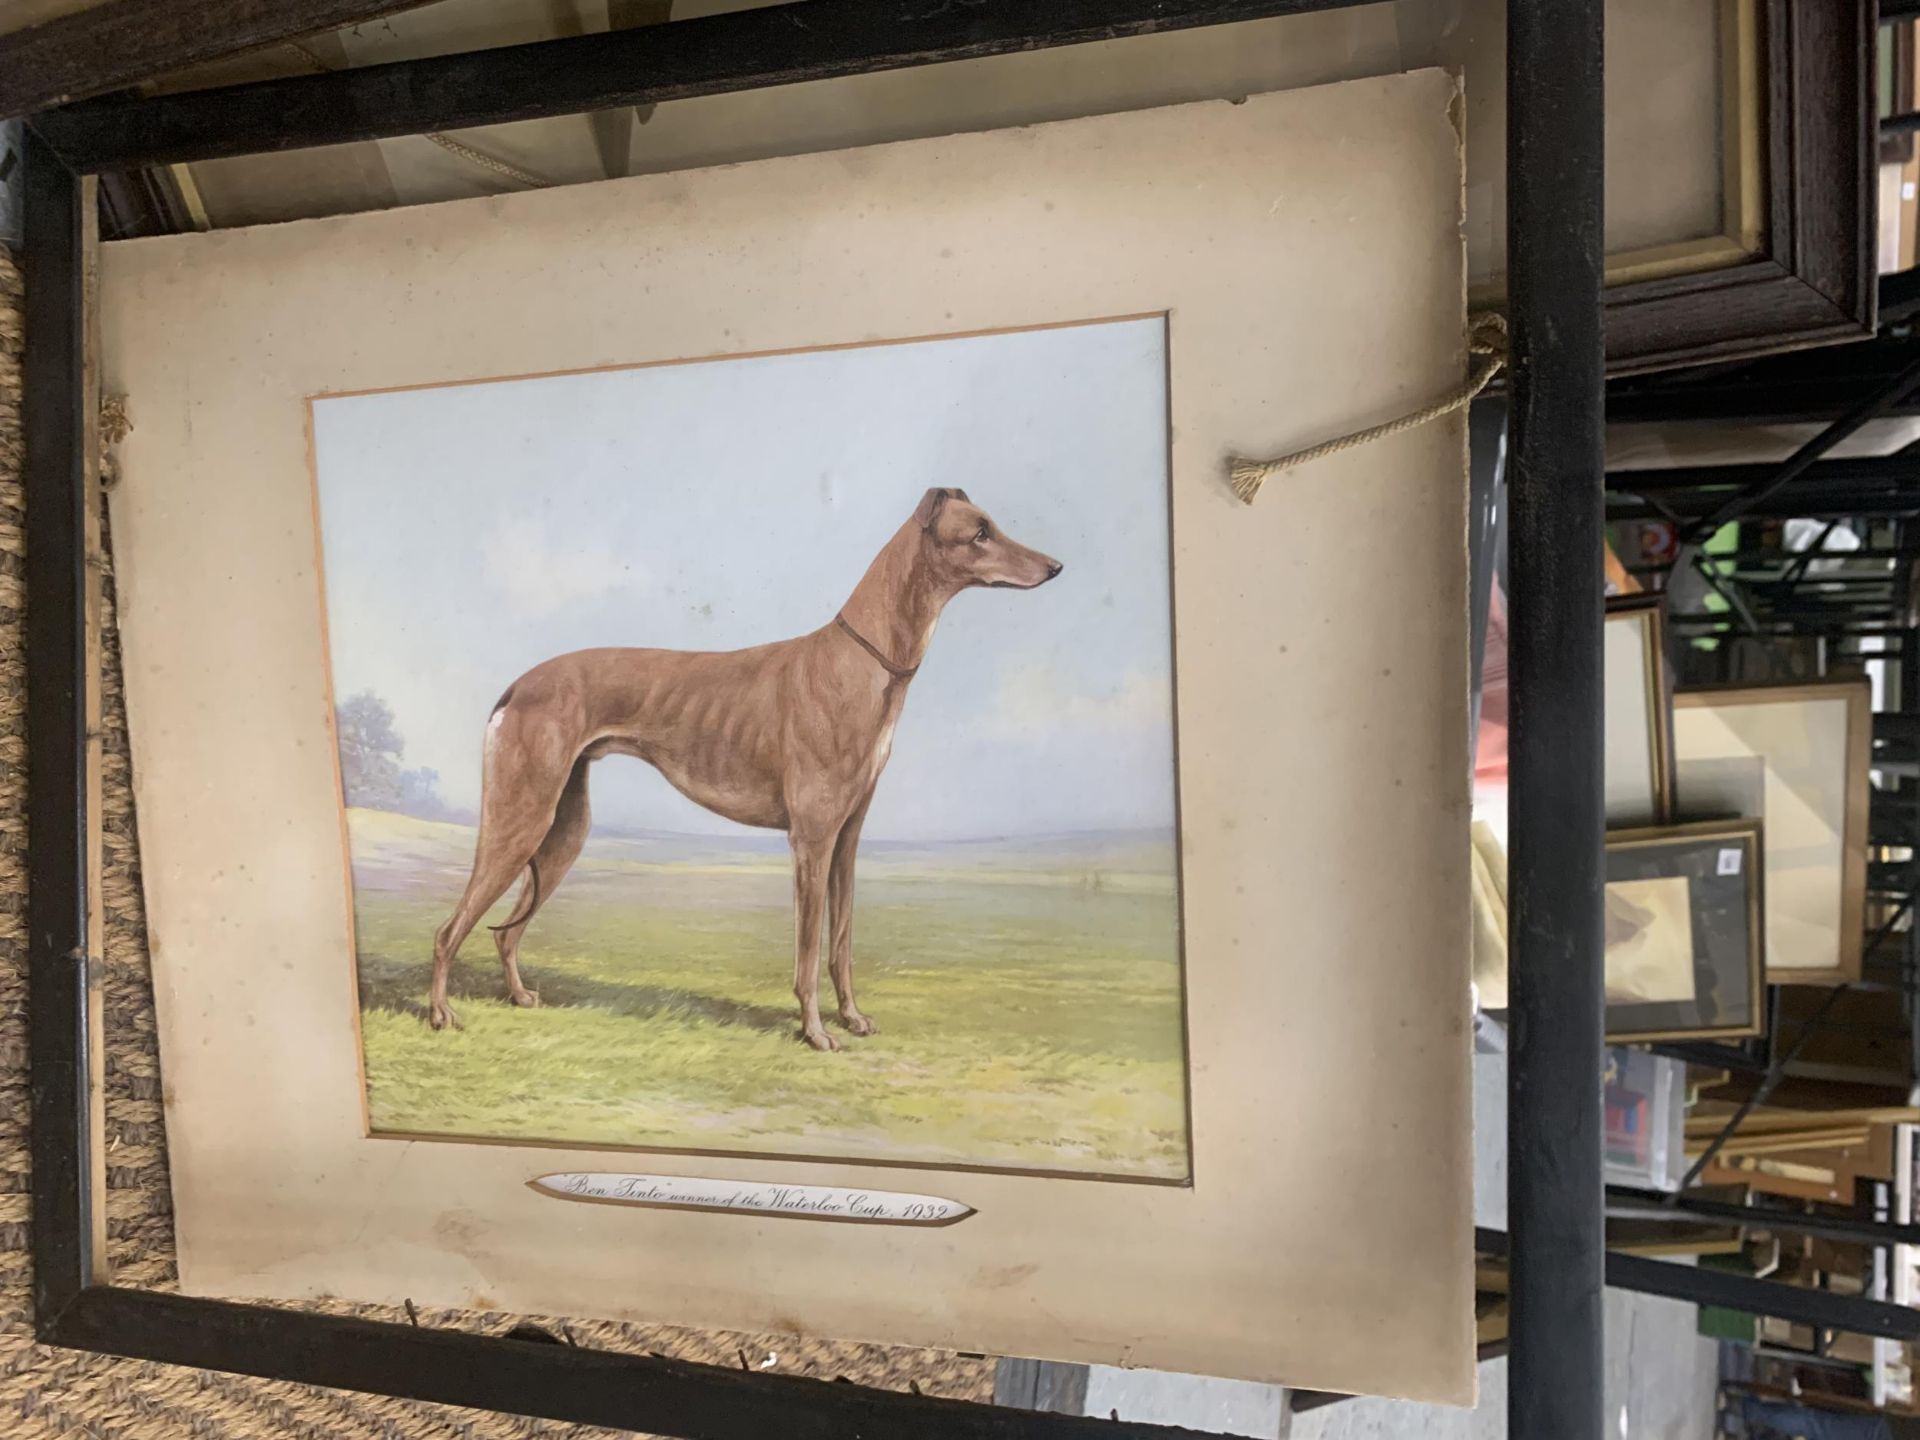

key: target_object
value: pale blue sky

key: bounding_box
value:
[311,317,1174,842]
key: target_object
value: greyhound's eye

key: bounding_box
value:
[973,523,991,544]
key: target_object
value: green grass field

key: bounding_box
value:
[347,809,1190,1179]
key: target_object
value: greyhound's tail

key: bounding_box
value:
[487,858,542,933]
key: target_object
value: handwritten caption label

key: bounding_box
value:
[529,1172,974,1226]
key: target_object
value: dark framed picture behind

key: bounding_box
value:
[1605,820,1765,1043]
[1597,0,1873,372]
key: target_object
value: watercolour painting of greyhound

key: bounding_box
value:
[431,487,1063,1050]
[313,316,1190,1178]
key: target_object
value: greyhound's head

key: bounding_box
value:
[913,488,1063,593]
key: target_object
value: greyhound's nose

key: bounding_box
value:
[1045,560,1064,579]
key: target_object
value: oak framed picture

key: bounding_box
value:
[1603,594,1675,827]
[97,76,1475,1399]
[1673,679,1872,984]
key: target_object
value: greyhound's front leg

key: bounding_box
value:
[827,796,876,1036]
[789,832,840,1053]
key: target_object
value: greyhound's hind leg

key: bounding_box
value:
[432,864,526,1029]
[492,757,592,1007]
[430,731,575,1031]
[430,847,535,1031]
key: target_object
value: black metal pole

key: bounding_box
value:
[1480,1231,1920,1341]
[1506,0,1606,1435]
[1606,1189,1920,1248]
[20,127,92,1329]
[1609,492,1920,522]
[1604,1253,1920,1341]
[1674,357,1920,541]
[1609,455,1920,493]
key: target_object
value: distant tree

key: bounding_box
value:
[396,765,448,818]
[336,691,403,808]
[335,691,450,818]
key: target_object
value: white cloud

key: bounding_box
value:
[478,512,649,618]
[982,665,1172,742]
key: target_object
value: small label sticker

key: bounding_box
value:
[1717,848,1743,876]
[529,1172,973,1226]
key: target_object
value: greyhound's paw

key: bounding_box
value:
[800,1027,843,1053]
[839,1011,877,1037]
[508,987,540,1009]
[428,1001,461,1032]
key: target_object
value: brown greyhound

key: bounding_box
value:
[428,488,1062,1050]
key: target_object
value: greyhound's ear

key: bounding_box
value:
[915,487,956,529]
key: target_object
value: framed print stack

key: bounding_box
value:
[1596,597,1771,1043]
[95,76,1477,1401]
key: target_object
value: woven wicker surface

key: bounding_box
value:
[0,246,994,1436]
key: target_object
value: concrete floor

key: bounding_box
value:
[1008,1052,1724,1438]
[1287,1052,1719,1440]
[1287,1288,1718,1440]
[1055,1283,1720,1440]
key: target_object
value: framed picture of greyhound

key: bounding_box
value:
[96,75,1477,1398]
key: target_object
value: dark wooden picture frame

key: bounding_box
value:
[8,0,1775,1437]
[1602,0,1875,373]
[18,6,1534,1439]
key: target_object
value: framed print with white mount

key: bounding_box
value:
[1604,820,1765,1043]
[1673,679,1871,984]
[96,75,1474,1400]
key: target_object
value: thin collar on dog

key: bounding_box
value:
[835,614,919,681]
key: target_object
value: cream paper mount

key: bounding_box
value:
[101,73,1473,1400]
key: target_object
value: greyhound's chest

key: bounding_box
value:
[780,672,908,807]
[862,720,898,784]
[834,693,904,793]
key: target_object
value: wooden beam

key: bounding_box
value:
[0,0,434,119]
[0,3,113,39]
[30,0,1377,172]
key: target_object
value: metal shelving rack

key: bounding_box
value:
[16,2,1610,1437]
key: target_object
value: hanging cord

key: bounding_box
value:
[281,41,552,190]
[1228,312,1508,504]
[419,132,552,189]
